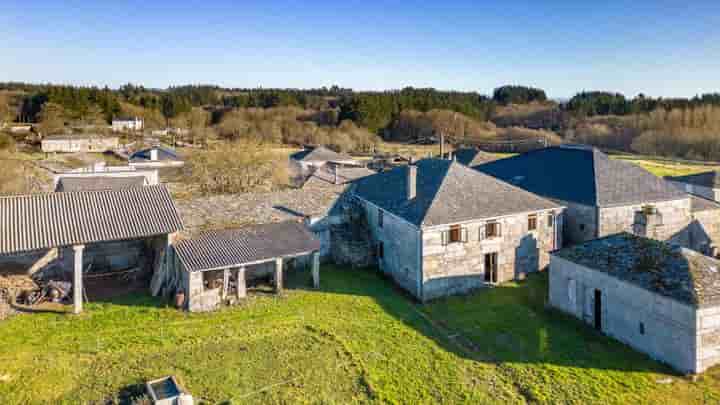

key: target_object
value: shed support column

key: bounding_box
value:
[237,266,246,299]
[222,268,230,300]
[312,252,320,289]
[72,244,85,314]
[275,258,283,293]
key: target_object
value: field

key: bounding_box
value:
[1,266,720,404]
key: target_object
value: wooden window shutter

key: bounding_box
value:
[461,227,468,243]
[441,231,449,246]
[479,224,485,241]
[497,222,503,237]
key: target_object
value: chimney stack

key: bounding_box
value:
[407,163,417,200]
[150,148,158,161]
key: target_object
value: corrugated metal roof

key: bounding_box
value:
[0,185,183,254]
[55,176,146,192]
[174,221,320,272]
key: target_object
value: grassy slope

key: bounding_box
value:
[1,267,720,404]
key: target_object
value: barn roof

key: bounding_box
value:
[55,176,146,192]
[476,145,687,207]
[0,185,183,254]
[290,146,356,164]
[554,233,720,307]
[352,158,561,227]
[174,221,320,272]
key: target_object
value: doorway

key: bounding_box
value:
[594,289,602,331]
[484,253,498,284]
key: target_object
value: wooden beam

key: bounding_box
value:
[222,268,230,300]
[72,244,85,314]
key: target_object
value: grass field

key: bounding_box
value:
[2,267,720,404]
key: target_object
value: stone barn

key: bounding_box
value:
[549,233,720,374]
[351,158,564,301]
[0,185,183,313]
[172,221,321,312]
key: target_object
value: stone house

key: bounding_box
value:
[112,116,144,132]
[41,135,119,153]
[351,158,564,301]
[476,145,720,254]
[666,171,720,202]
[549,233,720,374]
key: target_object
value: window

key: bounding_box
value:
[377,242,384,258]
[579,224,586,232]
[528,214,538,231]
[547,213,554,228]
[639,322,645,335]
[442,225,468,245]
[449,225,462,243]
[378,209,384,228]
[485,221,501,238]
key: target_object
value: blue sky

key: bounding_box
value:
[1,0,719,98]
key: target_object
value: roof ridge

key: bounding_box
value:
[0,183,167,199]
[417,160,454,226]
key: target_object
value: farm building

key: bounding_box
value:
[0,185,183,313]
[129,146,184,168]
[290,145,361,183]
[112,116,143,132]
[172,221,321,312]
[41,135,119,153]
[666,171,720,202]
[476,145,720,254]
[53,166,159,192]
[549,233,720,374]
[350,158,564,301]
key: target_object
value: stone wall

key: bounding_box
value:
[690,209,720,255]
[562,202,598,245]
[696,306,720,372]
[598,198,692,247]
[549,255,698,374]
[362,200,422,299]
[422,209,560,301]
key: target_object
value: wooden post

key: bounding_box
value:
[72,244,85,314]
[275,258,283,293]
[312,252,320,289]
[222,268,230,300]
[236,266,246,299]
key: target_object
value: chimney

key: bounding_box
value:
[333,164,339,185]
[407,163,417,200]
[150,148,158,161]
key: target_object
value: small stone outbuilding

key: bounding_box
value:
[173,221,321,312]
[549,233,720,374]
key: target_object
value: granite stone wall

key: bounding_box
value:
[598,198,692,247]
[561,202,598,245]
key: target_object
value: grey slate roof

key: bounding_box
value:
[55,176,146,192]
[666,171,720,188]
[174,221,320,272]
[130,146,180,162]
[691,195,720,213]
[352,158,561,227]
[554,233,720,307]
[449,148,499,166]
[303,165,376,188]
[290,146,356,164]
[476,145,687,207]
[0,185,183,255]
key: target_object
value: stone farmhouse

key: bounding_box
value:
[112,116,144,132]
[666,171,720,202]
[550,233,720,374]
[349,158,564,301]
[476,145,720,255]
[41,134,119,153]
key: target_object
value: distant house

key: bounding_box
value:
[476,145,720,253]
[41,135,119,153]
[112,117,144,132]
[289,146,361,182]
[550,233,720,374]
[129,146,184,168]
[55,175,147,192]
[666,171,720,202]
[351,158,564,301]
[445,148,499,166]
[301,164,376,189]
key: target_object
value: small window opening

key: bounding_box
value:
[639,322,645,335]
[486,222,501,238]
[528,214,538,231]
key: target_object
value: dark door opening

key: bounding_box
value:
[594,289,602,331]
[484,253,498,284]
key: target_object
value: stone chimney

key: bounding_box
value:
[150,148,158,161]
[407,163,417,200]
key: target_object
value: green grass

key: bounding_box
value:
[1,267,720,404]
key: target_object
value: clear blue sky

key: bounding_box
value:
[2,0,719,98]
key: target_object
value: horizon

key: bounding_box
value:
[2,1,720,99]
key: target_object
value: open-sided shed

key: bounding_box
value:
[173,221,321,312]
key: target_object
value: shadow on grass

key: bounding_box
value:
[287,264,679,377]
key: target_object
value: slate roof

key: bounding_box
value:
[55,176,146,192]
[691,195,720,213]
[666,171,720,188]
[303,165,376,188]
[352,158,561,227]
[476,145,687,207]
[290,146,356,164]
[174,221,321,272]
[554,233,720,307]
[449,148,499,166]
[130,146,180,162]
[0,185,183,255]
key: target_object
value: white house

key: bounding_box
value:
[112,117,144,132]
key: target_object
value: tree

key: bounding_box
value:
[38,102,65,135]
